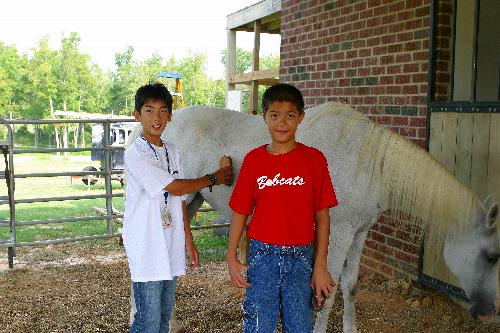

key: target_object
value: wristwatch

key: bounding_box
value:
[206,173,217,192]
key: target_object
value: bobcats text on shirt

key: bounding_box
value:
[229,143,338,246]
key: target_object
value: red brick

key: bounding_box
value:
[387,65,402,74]
[402,242,420,255]
[379,96,395,104]
[387,85,402,94]
[395,75,411,84]
[406,0,423,9]
[398,10,414,21]
[396,54,412,63]
[371,231,387,243]
[359,48,372,57]
[381,34,397,45]
[380,264,395,277]
[367,37,381,47]
[378,243,395,256]
[380,55,395,64]
[374,25,389,35]
[389,1,405,12]
[410,117,426,127]
[374,5,389,16]
[359,67,371,76]
[412,73,427,83]
[363,96,378,104]
[399,127,416,137]
[403,64,420,73]
[392,116,409,126]
[370,86,386,95]
[402,85,418,94]
[361,256,378,269]
[372,66,386,75]
[395,251,418,265]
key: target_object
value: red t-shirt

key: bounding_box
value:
[229,143,338,246]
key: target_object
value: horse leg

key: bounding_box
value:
[186,192,204,221]
[314,222,356,333]
[340,224,371,333]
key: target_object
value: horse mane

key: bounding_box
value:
[309,102,481,240]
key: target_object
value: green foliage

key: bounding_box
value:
[0,42,24,118]
[221,48,280,73]
[0,35,279,120]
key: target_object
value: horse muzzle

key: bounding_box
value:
[470,303,497,321]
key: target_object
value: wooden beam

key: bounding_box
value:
[256,78,280,86]
[229,68,279,84]
[226,29,236,108]
[249,20,261,115]
[226,0,281,31]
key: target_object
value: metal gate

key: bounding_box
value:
[0,117,134,268]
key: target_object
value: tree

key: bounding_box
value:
[0,42,24,119]
[19,37,58,120]
[260,54,280,70]
[108,46,138,115]
[220,47,252,74]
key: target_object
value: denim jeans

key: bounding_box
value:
[130,278,177,333]
[244,239,314,333]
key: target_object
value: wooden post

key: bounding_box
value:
[50,99,61,156]
[249,20,261,115]
[226,29,236,108]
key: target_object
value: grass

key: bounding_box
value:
[0,152,228,262]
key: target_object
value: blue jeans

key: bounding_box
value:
[244,239,314,333]
[130,278,177,333]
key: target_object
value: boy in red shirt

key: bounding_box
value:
[227,83,338,332]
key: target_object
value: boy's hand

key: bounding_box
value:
[228,258,251,288]
[214,166,233,186]
[186,238,199,270]
[310,267,336,306]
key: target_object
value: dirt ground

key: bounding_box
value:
[0,240,499,333]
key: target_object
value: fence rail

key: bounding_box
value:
[0,117,225,268]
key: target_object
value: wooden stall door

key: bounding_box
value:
[423,112,500,289]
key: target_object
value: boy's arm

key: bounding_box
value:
[183,201,199,270]
[165,166,233,196]
[311,208,336,304]
[227,212,251,288]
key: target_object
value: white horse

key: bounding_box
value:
[129,102,499,332]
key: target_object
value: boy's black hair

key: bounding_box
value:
[261,83,305,114]
[134,82,173,113]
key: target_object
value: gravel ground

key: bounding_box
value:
[0,240,499,333]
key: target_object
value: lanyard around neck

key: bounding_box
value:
[140,134,171,174]
[140,134,171,203]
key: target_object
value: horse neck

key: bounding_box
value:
[360,123,481,238]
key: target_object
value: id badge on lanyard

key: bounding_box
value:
[161,192,173,229]
[141,135,176,229]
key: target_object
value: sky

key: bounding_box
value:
[0,0,281,79]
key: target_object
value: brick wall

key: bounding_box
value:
[280,0,432,281]
[432,0,453,101]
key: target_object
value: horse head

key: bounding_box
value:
[444,195,500,320]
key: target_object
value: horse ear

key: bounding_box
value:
[484,195,498,229]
